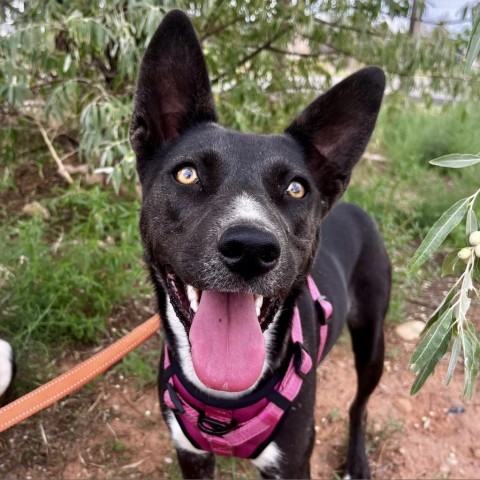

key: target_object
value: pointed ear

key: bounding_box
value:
[285,66,385,211]
[130,10,216,163]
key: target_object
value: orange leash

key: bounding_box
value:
[0,314,161,433]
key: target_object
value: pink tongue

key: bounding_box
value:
[189,291,265,392]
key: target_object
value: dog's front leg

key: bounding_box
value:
[253,418,316,479]
[162,409,215,479]
[176,448,215,479]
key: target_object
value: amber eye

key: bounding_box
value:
[175,166,199,185]
[286,180,306,199]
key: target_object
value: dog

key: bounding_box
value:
[0,339,14,405]
[130,10,391,479]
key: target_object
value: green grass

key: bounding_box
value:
[118,348,158,388]
[344,99,480,322]
[0,185,147,382]
[376,101,480,232]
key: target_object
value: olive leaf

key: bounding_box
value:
[430,154,480,169]
[409,198,469,272]
[465,9,480,73]
[410,308,453,372]
[462,323,480,400]
[466,208,479,237]
[441,251,463,277]
[410,309,453,395]
[445,335,462,386]
[420,286,456,337]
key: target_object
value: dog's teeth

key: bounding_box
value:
[254,295,263,317]
[187,285,199,313]
[190,300,198,313]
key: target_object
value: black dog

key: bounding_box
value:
[130,10,390,479]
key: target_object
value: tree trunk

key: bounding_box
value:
[409,0,424,36]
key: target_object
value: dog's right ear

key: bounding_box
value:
[130,10,216,166]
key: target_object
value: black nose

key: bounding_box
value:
[218,225,281,278]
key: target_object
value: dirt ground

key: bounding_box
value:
[1,297,479,480]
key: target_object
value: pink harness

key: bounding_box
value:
[163,276,332,459]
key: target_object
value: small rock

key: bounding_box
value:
[22,201,50,220]
[447,454,458,466]
[164,456,173,464]
[85,173,104,185]
[396,398,413,413]
[395,321,425,341]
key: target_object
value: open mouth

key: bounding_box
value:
[165,266,281,333]
[164,266,281,393]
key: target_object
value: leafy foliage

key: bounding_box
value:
[1,0,480,190]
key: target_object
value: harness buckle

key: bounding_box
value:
[198,411,237,436]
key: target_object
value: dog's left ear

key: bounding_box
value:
[285,66,385,211]
[130,10,216,168]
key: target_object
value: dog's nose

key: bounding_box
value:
[218,225,281,278]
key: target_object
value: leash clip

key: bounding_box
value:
[198,412,237,436]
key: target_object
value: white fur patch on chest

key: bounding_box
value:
[166,410,208,455]
[0,339,13,397]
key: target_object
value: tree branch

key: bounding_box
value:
[266,45,337,58]
[200,15,243,42]
[212,25,291,84]
[314,17,384,38]
[37,123,73,184]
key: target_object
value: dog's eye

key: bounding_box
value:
[175,166,199,185]
[286,181,306,199]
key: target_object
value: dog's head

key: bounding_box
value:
[130,10,385,395]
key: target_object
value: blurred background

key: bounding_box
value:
[1,1,479,478]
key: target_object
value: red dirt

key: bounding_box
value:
[1,320,479,479]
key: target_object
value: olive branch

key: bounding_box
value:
[408,154,480,399]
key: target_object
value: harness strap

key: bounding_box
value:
[307,276,332,363]
[164,343,311,454]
